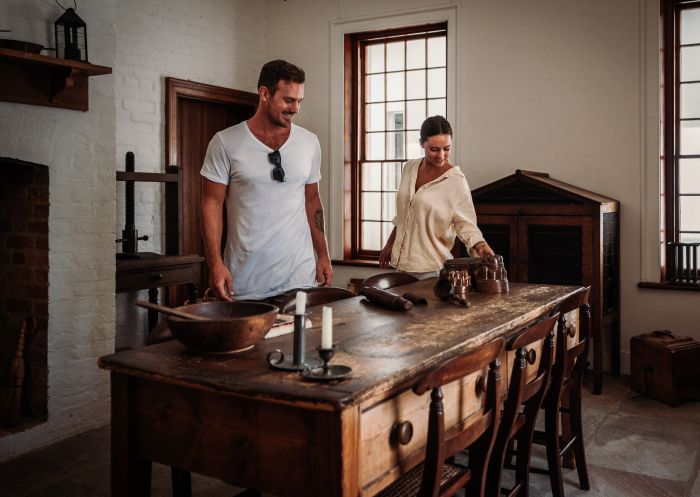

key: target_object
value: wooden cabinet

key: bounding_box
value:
[468,170,619,394]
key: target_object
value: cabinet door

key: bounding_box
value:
[518,216,593,286]
[476,214,518,276]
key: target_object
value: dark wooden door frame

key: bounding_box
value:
[165,77,258,254]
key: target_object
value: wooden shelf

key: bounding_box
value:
[0,47,111,111]
[116,171,178,183]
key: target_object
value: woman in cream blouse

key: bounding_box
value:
[379,116,494,276]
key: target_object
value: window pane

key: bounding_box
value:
[680,45,700,82]
[680,120,700,155]
[681,83,700,119]
[362,192,381,220]
[428,98,446,117]
[382,162,401,191]
[386,72,404,101]
[365,74,385,103]
[365,102,386,131]
[680,159,700,194]
[679,196,700,231]
[365,132,385,160]
[406,39,425,70]
[406,69,426,99]
[362,221,381,250]
[679,233,700,244]
[406,100,426,130]
[381,222,394,245]
[386,101,403,128]
[427,36,446,67]
[406,130,422,159]
[681,8,700,45]
[386,41,405,71]
[366,43,384,74]
[386,131,405,160]
[382,192,396,219]
[361,162,382,191]
[427,68,446,98]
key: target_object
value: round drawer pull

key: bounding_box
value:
[391,421,413,446]
[150,273,164,281]
[526,348,537,365]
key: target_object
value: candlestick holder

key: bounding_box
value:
[300,345,353,381]
[267,313,321,371]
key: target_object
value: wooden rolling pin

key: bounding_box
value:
[360,286,413,312]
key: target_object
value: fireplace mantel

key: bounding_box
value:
[0,47,111,111]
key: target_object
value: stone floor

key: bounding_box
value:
[0,374,698,497]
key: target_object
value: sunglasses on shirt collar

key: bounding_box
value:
[267,150,285,182]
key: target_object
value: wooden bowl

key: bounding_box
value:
[165,301,278,354]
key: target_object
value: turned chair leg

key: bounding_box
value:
[569,389,590,490]
[544,403,565,497]
[560,395,575,469]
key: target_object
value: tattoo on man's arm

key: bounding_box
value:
[314,209,325,233]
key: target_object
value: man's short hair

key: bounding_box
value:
[258,60,306,95]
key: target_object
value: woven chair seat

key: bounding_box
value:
[375,462,464,497]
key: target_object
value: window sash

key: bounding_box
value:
[347,22,447,259]
[662,0,700,281]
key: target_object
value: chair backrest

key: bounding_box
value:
[412,337,505,497]
[362,272,419,290]
[549,287,592,397]
[270,286,356,314]
[502,314,558,429]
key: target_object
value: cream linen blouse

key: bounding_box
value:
[390,158,486,273]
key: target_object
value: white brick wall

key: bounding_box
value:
[0,0,117,461]
[0,0,267,461]
[113,0,267,344]
[115,0,267,254]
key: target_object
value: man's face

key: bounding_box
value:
[261,80,304,128]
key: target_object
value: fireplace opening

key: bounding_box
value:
[0,157,49,435]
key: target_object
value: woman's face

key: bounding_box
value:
[421,134,452,168]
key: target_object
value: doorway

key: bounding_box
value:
[165,78,258,294]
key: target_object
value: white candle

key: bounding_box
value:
[295,291,307,315]
[321,306,333,349]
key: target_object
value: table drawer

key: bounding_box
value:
[358,360,501,496]
[505,308,579,385]
[116,265,200,293]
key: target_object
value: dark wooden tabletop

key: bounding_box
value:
[99,280,579,410]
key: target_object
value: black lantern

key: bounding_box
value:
[54,6,87,62]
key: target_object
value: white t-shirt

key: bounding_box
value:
[200,121,321,299]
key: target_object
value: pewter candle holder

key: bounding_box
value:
[300,345,352,381]
[267,313,321,371]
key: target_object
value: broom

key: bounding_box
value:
[0,318,27,427]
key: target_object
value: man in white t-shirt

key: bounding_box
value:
[200,59,333,300]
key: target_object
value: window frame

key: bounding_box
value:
[661,0,700,281]
[343,22,448,261]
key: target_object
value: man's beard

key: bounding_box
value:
[267,107,294,128]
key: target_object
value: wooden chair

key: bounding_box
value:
[376,337,505,497]
[268,286,356,314]
[361,271,419,290]
[486,314,558,497]
[528,287,592,497]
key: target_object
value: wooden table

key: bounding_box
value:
[116,254,204,331]
[98,280,580,497]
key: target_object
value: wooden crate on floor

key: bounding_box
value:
[630,330,700,407]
